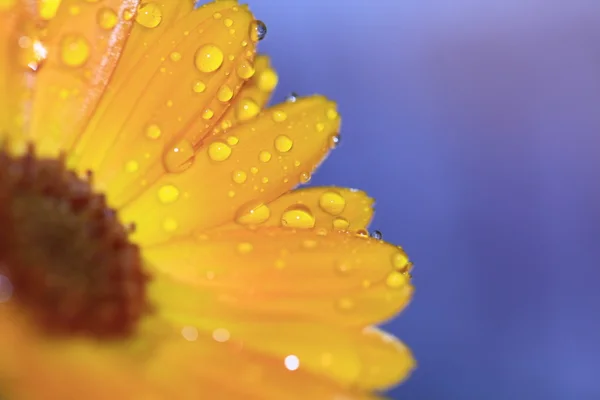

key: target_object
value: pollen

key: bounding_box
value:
[0,145,150,338]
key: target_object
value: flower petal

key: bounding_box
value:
[218,187,374,231]
[122,95,340,246]
[150,277,414,391]
[27,0,141,157]
[145,227,413,326]
[71,1,257,200]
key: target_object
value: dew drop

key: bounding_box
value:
[356,229,369,238]
[195,44,224,73]
[202,108,214,120]
[145,123,161,140]
[386,271,408,289]
[169,51,182,62]
[281,205,315,229]
[371,230,383,240]
[193,80,206,93]
[232,170,247,184]
[285,92,299,102]
[326,108,339,120]
[299,172,311,184]
[319,191,346,215]
[259,150,271,163]
[272,110,287,122]
[250,20,267,41]
[60,34,90,67]
[217,84,233,102]
[332,217,349,230]
[236,98,260,121]
[328,134,341,149]
[224,18,234,27]
[236,59,255,79]
[226,136,239,146]
[157,184,180,204]
[392,252,409,271]
[235,201,271,226]
[136,2,162,28]
[315,122,325,132]
[163,139,195,173]
[208,141,232,162]
[97,7,118,30]
[274,135,293,153]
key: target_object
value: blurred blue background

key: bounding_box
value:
[247,1,600,399]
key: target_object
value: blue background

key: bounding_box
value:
[247,1,600,399]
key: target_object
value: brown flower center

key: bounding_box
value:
[0,145,150,338]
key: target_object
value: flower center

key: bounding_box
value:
[0,145,150,338]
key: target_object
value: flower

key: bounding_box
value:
[0,0,415,399]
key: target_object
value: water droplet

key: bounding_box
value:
[202,108,214,120]
[236,59,255,79]
[272,110,287,122]
[336,297,355,311]
[195,44,224,73]
[60,34,90,67]
[257,67,278,92]
[162,218,178,232]
[250,20,267,41]
[285,92,299,102]
[237,242,253,254]
[136,2,162,28]
[193,80,206,93]
[145,123,161,139]
[332,217,349,230]
[122,8,134,21]
[261,177,269,184]
[236,98,260,121]
[125,160,139,173]
[163,139,195,173]
[157,184,180,204]
[232,170,247,184]
[281,205,315,229]
[208,141,232,162]
[319,191,346,215]
[315,122,325,132]
[217,84,233,102]
[250,167,259,174]
[169,51,181,62]
[299,172,311,184]
[213,11,222,19]
[371,230,383,240]
[235,202,270,225]
[356,229,369,238]
[97,7,118,30]
[326,108,339,120]
[224,18,234,27]
[226,136,239,146]
[274,135,293,153]
[392,252,409,271]
[386,271,408,289]
[328,134,341,149]
[212,328,230,342]
[259,150,271,163]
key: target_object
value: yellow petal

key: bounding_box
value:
[145,228,413,326]
[28,0,141,157]
[150,277,414,391]
[123,95,341,246]
[71,1,256,201]
[218,187,374,231]
[212,54,278,134]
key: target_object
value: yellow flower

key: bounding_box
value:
[0,0,415,399]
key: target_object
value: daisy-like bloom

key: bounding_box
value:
[0,0,415,398]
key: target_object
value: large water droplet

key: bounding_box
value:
[195,44,224,73]
[236,98,260,121]
[60,34,90,67]
[136,2,162,28]
[163,139,195,173]
[392,252,409,271]
[281,205,315,229]
[208,141,232,162]
[274,135,293,153]
[259,150,271,163]
[250,20,267,41]
[332,217,349,230]
[236,59,255,79]
[386,271,408,289]
[232,170,247,184]
[217,84,233,102]
[319,191,346,215]
[235,201,270,226]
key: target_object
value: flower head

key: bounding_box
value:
[0,1,415,398]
